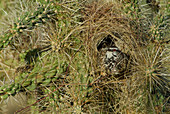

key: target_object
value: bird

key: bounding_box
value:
[97,36,129,75]
[101,46,128,75]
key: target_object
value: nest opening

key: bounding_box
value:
[97,35,116,51]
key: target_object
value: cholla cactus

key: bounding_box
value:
[0,0,62,49]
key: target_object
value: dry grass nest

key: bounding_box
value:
[77,1,169,113]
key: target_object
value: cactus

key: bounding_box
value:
[0,1,88,113]
[0,1,56,49]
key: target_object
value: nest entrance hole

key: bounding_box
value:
[97,35,117,51]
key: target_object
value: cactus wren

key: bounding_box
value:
[97,36,129,75]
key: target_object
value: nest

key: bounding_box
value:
[81,1,146,78]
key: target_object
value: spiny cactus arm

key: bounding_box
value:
[0,1,64,50]
[0,59,67,100]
